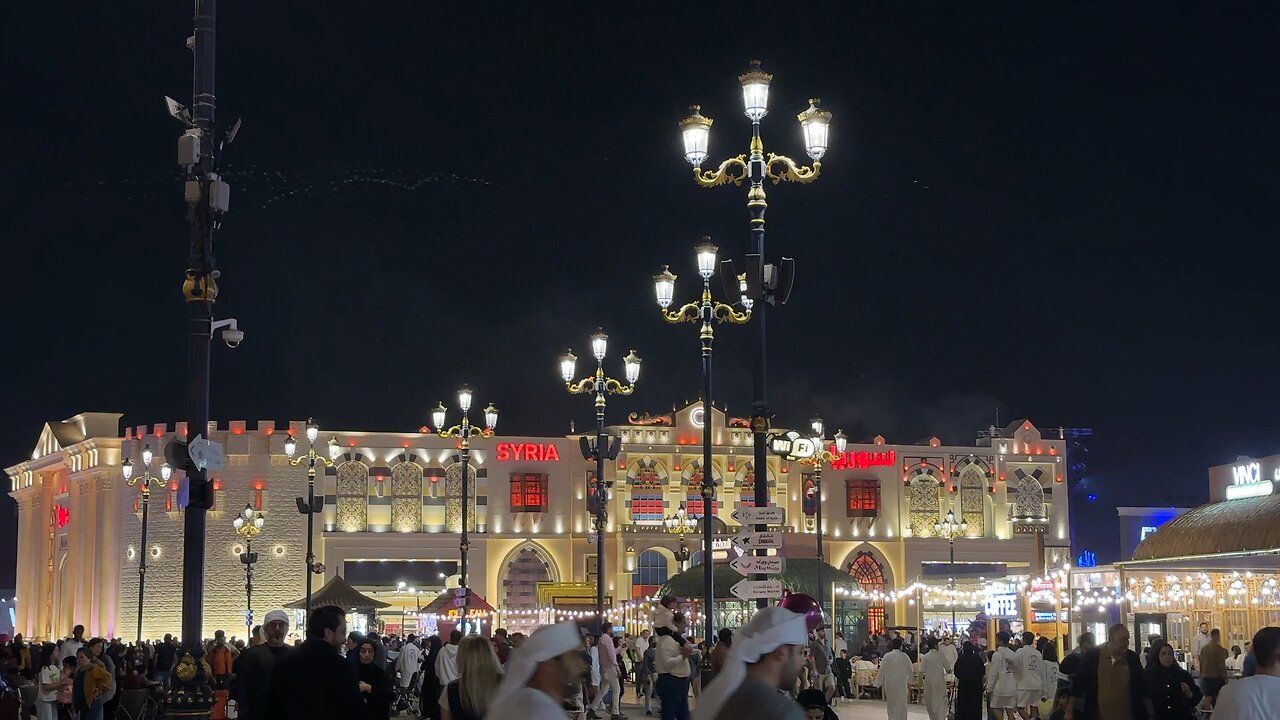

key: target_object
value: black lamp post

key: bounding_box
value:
[233,504,264,637]
[284,420,340,620]
[679,64,832,608]
[432,389,498,630]
[797,419,846,654]
[561,331,641,635]
[121,446,172,644]
[934,510,969,635]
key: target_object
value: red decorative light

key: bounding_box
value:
[232,427,244,436]
[830,449,897,471]
[495,442,561,462]
[53,505,70,529]
[211,479,223,491]
[251,479,265,491]
[418,426,429,434]
[263,427,275,436]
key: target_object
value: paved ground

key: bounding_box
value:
[608,691,931,719]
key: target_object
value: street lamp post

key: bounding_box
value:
[680,63,831,608]
[432,388,498,630]
[284,419,341,620]
[934,509,969,635]
[796,419,847,647]
[121,445,172,644]
[654,240,750,642]
[664,502,697,572]
[561,331,641,635]
[232,504,264,637]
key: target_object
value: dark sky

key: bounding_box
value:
[4,2,1280,585]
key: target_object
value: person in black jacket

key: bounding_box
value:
[268,605,369,720]
[420,635,443,720]
[356,640,394,720]
[1143,642,1200,720]
[953,641,986,720]
[1066,624,1153,720]
[832,650,854,699]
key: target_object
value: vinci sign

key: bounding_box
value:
[495,442,561,462]
[1226,460,1276,500]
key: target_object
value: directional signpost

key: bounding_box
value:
[732,530,785,550]
[188,434,225,471]
[730,505,786,526]
[728,555,786,575]
[727,504,788,604]
[729,578,783,600]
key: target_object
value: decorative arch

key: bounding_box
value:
[908,471,942,538]
[628,456,669,524]
[390,461,423,533]
[957,464,987,537]
[444,462,479,533]
[499,542,559,634]
[680,459,722,517]
[1012,468,1047,520]
[734,460,776,508]
[844,547,890,634]
[632,548,671,598]
[335,460,369,532]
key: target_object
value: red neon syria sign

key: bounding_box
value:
[830,449,897,471]
[495,442,561,462]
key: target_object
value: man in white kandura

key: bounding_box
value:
[692,606,809,720]
[921,638,954,720]
[873,637,914,720]
[485,620,589,720]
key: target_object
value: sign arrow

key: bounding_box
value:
[188,434,225,471]
[732,531,784,550]
[729,578,783,600]
[729,555,786,576]
[730,505,785,526]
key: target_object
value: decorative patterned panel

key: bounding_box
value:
[958,466,986,537]
[909,475,942,538]
[336,461,368,532]
[1012,468,1047,519]
[391,462,422,532]
[444,462,478,533]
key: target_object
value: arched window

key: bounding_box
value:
[909,473,941,538]
[958,466,986,536]
[683,459,719,517]
[501,546,553,635]
[336,461,369,532]
[628,457,667,525]
[848,551,886,634]
[391,462,423,533]
[1012,468,1046,520]
[633,549,669,598]
[445,462,478,533]
[734,461,772,509]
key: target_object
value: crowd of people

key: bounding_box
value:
[3,607,1278,720]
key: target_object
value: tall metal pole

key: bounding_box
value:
[949,537,957,634]
[136,491,150,645]
[460,434,471,626]
[243,538,254,637]
[595,397,607,635]
[815,464,825,643]
[700,285,716,644]
[180,0,218,670]
[305,456,316,619]
[747,121,771,610]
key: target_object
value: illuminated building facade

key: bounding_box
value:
[7,409,1070,641]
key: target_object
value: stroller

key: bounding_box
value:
[392,672,419,717]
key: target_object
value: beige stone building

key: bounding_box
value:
[7,407,1070,642]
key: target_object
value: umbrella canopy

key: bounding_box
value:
[420,588,496,616]
[658,558,853,600]
[284,574,391,610]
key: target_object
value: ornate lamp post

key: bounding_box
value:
[284,419,340,619]
[664,502,697,572]
[232,504,265,636]
[934,509,969,635]
[561,330,641,634]
[795,418,846,644]
[432,387,498,629]
[121,445,172,644]
[680,63,831,608]
[654,240,749,642]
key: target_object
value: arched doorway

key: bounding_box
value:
[499,543,557,635]
[846,549,889,636]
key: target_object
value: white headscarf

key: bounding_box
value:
[486,620,582,718]
[692,607,808,720]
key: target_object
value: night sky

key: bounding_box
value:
[4,2,1279,587]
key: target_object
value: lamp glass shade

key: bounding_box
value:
[738,61,773,121]
[695,240,718,280]
[798,99,832,161]
[121,458,134,480]
[623,350,641,384]
[654,267,676,309]
[141,446,153,468]
[160,463,172,482]
[457,386,473,413]
[242,504,254,521]
[327,438,341,461]
[678,106,712,166]
[834,430,848,454]
[253,514,264,529]
[810,416,824,439]
[305,421,319,444]
[738,274,753,310]
[233,516,244,530]
[284,435,297,458]
[483,404,499,431]
[590,330,608,362]
[431,403,447,431]
[560,350,577,383]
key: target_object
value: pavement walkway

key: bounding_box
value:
[606,688,931,720]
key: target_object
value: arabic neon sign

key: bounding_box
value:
[495,442,561,462]
[830,449,897,471]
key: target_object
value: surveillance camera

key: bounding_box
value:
[222,328,244,349]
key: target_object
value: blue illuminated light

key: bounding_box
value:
[1077,550,1098,568]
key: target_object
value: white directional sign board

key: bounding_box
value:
[732,531,785,550]
[729,555,786,575]
[188,434,225,471]
[729,578,784,600]
[731,505,785,526]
